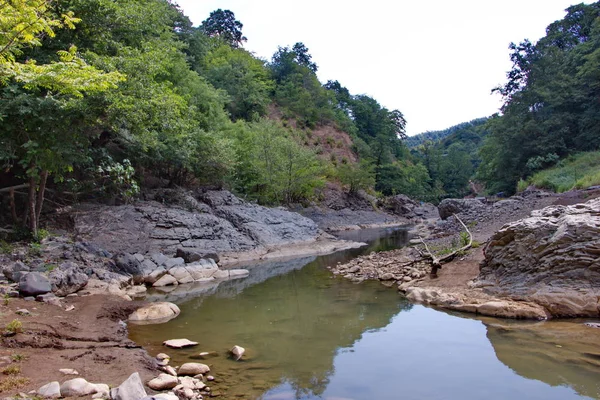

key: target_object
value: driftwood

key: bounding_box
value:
[419,213,473,276]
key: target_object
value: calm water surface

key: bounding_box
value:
[129,227,600,400]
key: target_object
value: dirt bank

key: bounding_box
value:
[0,295,155,397]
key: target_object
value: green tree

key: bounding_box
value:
[200,9,247,48]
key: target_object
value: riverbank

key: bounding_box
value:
[0,295,155,397]
[330,188,600,319]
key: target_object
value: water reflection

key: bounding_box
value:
[130,226,600,399]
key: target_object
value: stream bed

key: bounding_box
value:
[129,226,600,400]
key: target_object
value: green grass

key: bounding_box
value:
[522,151,600,193]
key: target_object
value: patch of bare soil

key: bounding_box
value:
[0,295,155,396]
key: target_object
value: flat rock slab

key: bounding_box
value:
[128,302,180,325]
[163,339,198,348]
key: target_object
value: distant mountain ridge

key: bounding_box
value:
[406,117,490,148]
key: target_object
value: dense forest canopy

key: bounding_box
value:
[1,0,599,236]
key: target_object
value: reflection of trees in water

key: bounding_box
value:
[484,319,600,399]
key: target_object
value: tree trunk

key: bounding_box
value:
[9,187,19,225]
[27,175,37,236]
[35,170,48,226]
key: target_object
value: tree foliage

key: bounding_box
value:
[200,9,247,48]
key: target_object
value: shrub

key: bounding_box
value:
[6,320,22,334]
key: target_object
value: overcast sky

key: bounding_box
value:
[174,0,586,136]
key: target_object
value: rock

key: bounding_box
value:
[60,378,100,397]
[176,248,220,264]
[169,267,194,284]
[110,372,147,400]
[141,394,179,400]
[177,363,210,376]
[92,384,110,400]
[115,253,144,278]
[151,253,169,267]
[144,266,166,285]
[177,377,205,390]
[156,353,170,361]
[173,386,195,400]
[477,198,600,317]
[59,368,79,375]
[184,262,218,281]
[15,309,30,316]
[584,322,600,329]
[206,376,214,382]
[230,345,245,361]
[378,194,419,217]
[164,258,185,269]
[129,302,180,325]
[48,264,88,296]
[437,198,486,220]
[153,274,178,287]
[19,272,51,296]
[3,262,30,282]
[163,339,198,349]
[38,382,61,398]
[212,270,230,280]
[133,253,145,263]
[147,374,178,391]
[126,285,147,297]
[159,366,177,376]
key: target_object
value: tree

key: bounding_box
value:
[0,0,123,236]
[200,9,247,48]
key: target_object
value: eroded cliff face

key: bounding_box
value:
[73,189,358,265]
[477,198,600,316]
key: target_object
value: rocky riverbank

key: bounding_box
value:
[330,189,600,319]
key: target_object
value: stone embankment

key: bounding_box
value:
[331,194,600,319]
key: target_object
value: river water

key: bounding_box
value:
[129,227,600,400]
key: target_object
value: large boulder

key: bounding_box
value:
[477,198,600,317]
[437,198,486,220]
[114,253,144,279]
[19,272,51,296]
[48,263,89,296]
[3,261,30,283]
[128,302,180,325]
[379,194,419,217]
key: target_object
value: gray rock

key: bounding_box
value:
[141,394,178,400]
[164,257,184,269]
[477,198,600,317]
[115,253,143,278]
[151,253,169,267]
[169,266,193,284]
[19,272,51,296]
[438,198,486,220]
[133,253,145,263]
[144,266,166,285]
[176,248,220,264]
[230,345,245,361]
[110,372,146,400]
[3,261,30,282]
[48,264,88,296]
[38,381,61,398]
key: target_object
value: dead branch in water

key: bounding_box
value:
[419,213,473,276]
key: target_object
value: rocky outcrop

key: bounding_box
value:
[438,198,487,220]
[73,189,356,264]
[476,198,600,317]
[379,194,439,220]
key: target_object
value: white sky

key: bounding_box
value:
[173,0,586,136]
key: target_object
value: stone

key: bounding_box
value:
[59,368,79,375]
[206,376,214,382]
[230,345,245,361]
[173,386,195,400]
[38,381,60,398]
[129,302,180,325]
[184,263,218,281]
[48,264,88,296]
[176,248,220,264]
[141,394,179,400]
[114,253,144,278]
[584,322,600,329]
[477,198,600,317]
[177,363,210,376]
[164,257,185,269]
[169,267,194,284]
[144,266,166,285]
[133,253,145,263]
[147,374,178,391]
[110,372,146,400]
[212,270,230,280]
[177,377,205,390]
[19,272,51,296]
[153,274,178,287]
[92,384,110,400]
[159,366,177,376]
[15,309,30,316]
[437,198,486,220]
[3,262,30,282]
[163,339,198,349]
[156,353,170,361]
[151,253,169,266]
[60,378,99,397]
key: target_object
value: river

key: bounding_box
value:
[129,226,600,399]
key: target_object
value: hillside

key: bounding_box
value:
[405,117,489,149]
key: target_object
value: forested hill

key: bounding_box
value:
[406,118,489,149]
